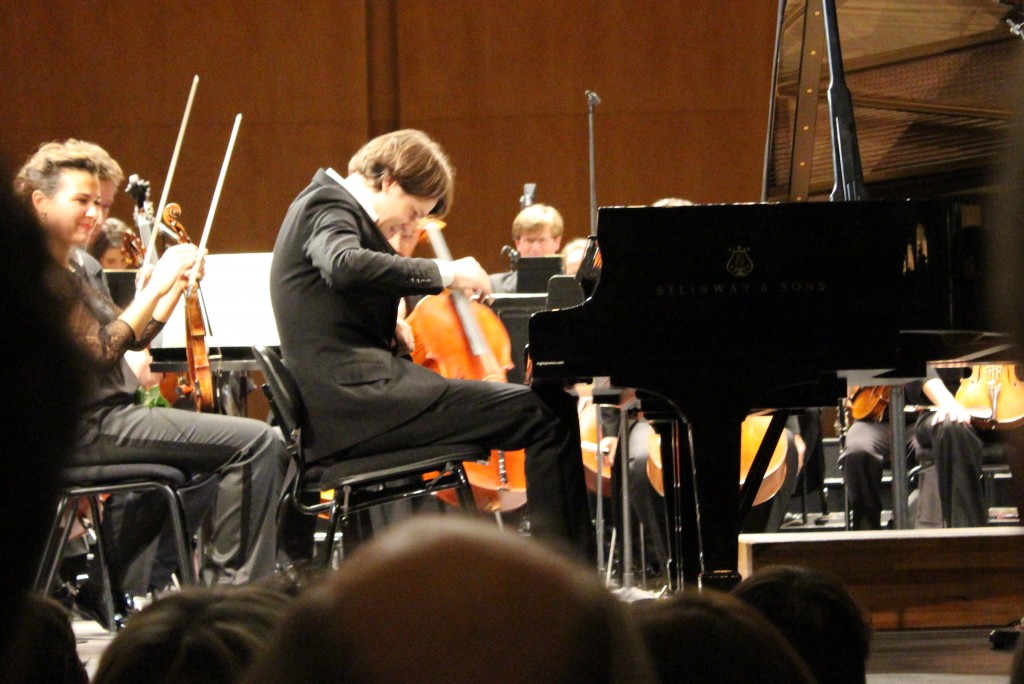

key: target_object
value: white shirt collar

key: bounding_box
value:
[325,167,378,223]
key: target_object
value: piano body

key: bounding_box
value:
[528,0,1022,590]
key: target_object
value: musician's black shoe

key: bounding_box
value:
[989,618,1023,650]
[68,578,134,630]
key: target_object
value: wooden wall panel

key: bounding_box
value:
[1,1,776,271]
[0,1,369,254]
[397,1,778,269]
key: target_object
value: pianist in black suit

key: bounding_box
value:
[269,129,592,555]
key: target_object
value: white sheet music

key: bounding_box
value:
[151,252,279,349]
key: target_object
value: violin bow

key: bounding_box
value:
[144,74,199,267]
[186,112,241,298]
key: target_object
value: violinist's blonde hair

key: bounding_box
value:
[13,141,99,203]
[512,203,564,240]
[348,129,454,218]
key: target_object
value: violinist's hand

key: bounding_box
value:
[135,263,155,292]
[148,243,200,297]
[395,318,415,356]
[450,257,492,299]
[125,349,159,388]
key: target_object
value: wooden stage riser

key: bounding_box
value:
[738,528,1024,630]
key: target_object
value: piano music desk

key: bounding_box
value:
[739,527,1024,629]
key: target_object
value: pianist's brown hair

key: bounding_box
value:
[347,129,454,218]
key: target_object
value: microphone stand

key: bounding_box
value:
[585,90,601,235]
[578,91,603,298]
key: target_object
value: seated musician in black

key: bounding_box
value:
[14,141,287,623]
[843,369,989,529]
[269,129,592,557]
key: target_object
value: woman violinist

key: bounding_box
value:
[14,140,286,622]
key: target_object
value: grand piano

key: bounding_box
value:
[528,0,1023,590]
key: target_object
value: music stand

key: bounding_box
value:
[515,256,563,293]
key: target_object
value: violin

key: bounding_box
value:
[847,385,891,422]
[645,415,789,506]
[160,203,215,413]
[124,175,153,269]
[406,219,527,513]
[955,363,1024,430]
[121,228,145,269]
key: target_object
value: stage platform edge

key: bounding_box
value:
[738,527,1024,629]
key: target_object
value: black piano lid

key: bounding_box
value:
[764,0,1020,202]
[528,199,988,385]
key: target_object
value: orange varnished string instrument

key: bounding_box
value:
[159,203,215,412]
[406,219,528,513]
[646,415,789,506]
[847,385,891,422]
[954,363,1024,430]
[578,394,616,498]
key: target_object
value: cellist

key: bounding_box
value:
[270,129,593,558]
[14,140,287,625]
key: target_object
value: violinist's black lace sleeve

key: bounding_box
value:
[68,273,165,366]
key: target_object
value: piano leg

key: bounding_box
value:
[661,408,745,591]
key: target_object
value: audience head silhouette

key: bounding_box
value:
[632,587,815,684]
[733,564,871,684]
[246,516,657,684]
[92,577,303,684]
[2,593,87,683]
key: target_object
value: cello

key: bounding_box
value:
[406,219,528,513]
[579,394,616,498]
[954,363,1024,430]
[645,415,790,506]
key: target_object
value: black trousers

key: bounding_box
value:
[840,418,914,530]
[915,414,986,527]
[342,378,593,558]
[76,404,288,587]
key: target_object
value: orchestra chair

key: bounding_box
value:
[251,345,484,567]
[34,463,196,632]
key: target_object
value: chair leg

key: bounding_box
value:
[320,493,346,570]
[85,495,119,634]
[453,464,477,514]
[153,482,195,585]
[35,494,75,592]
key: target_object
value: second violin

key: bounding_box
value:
[161,203,215,413]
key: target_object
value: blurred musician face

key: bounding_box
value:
[374,175,438,241]
[100,246,127,269]
[32,169,100,256]
[87,178,117,247]
[563,242,586,276]
[515,226,561,258]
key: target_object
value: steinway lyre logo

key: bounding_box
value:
[726,246,753,277]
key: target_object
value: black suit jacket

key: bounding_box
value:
[270,169,446,461]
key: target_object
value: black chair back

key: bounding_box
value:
[251,345,303,443]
